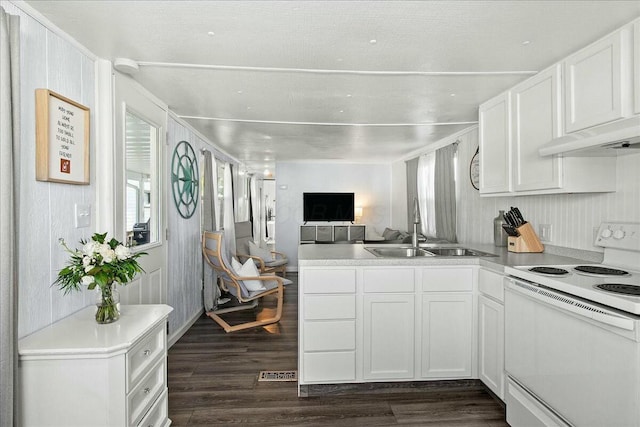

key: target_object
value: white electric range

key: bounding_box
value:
[505,221,640,314]
[503,222,640,427]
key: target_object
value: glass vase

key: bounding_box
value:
[95,283,120,324]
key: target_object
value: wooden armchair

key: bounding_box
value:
[202,230,289,333]
[234,221,288,277]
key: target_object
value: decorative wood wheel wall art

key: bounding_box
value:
[469,147,480,190]
[171,140,199,218]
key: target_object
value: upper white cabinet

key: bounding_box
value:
[479,93,512,194]
[512,65,562,192]
[477,21,635,196]
[634,19,640,115]
[564,30,628,132]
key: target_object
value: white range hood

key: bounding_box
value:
[539,116,640,157]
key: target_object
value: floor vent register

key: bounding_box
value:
[258,370,298,382]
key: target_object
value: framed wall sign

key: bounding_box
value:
[35,89,90,185]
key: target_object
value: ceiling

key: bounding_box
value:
[24,1,640,176]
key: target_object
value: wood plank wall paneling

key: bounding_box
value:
[9,2,97,338]
[166,117,208,338]
[455,127,640,252]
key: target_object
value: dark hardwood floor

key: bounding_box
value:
[167,274,509,426]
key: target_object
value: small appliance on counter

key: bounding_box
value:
[493,210,508,247]
[501,207,543,253]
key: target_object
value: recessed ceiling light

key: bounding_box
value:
[522,40,531,45]
[339,110,344,113]
[346,94,352,98]
[247,106,251,110]
[207,31,215,36]
[237,90,243,94]
[369,39,377,44]
[450,93,456,97]
[337,58,344,62]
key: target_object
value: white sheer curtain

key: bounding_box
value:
[417,152,436,237]
[201,150,220,311]
[222,163,236,254]
[250,176,260,241]
[212,159,220,230]
[0,6,20,425]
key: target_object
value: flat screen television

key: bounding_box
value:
[303,192,354,222]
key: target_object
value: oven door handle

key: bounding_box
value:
[506,277,636,331]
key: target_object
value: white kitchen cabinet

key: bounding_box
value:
[298,264,477,387]
[564,28,627,132]
[479,63,616,196]
[478,268,505,400]
[479,92,512,194]
[362,268,415,380]
[512,65,563,192]
[421,293,473,378]
[18,304,173,427]
[299,268,357,383]
[363,293,415,380]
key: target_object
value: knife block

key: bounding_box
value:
[508,223,544,253]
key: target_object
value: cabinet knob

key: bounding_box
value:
[143,349,151,356]
[144,387,151,394]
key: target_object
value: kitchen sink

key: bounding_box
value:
[366,246,497,258]
[423,247,496,257]
[366,247,435,258]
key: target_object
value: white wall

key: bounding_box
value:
[6,2,98,338]
[275,162,392,268]
[7,3,235,340]
[454,127,640,252]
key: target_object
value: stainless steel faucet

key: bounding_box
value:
[412,197,420,248]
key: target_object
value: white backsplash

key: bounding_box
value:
[456,128,640,253]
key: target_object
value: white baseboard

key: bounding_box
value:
[168,308,203,348]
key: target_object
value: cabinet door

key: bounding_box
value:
[564,30,625,132]
[512,65,563,191]
[421,293,473,378]
[363,293,415,380]
[478,294,505,400]
[479,92,512,194]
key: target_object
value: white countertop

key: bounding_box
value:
[299,242,594,270]
[19,304,173,358]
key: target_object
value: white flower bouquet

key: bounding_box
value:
[54,232,145,323]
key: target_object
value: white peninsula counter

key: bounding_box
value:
[298,243,483,394]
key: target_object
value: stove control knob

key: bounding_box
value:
[613,229,625,240]
[601,228,613,238]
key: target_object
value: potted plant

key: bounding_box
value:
[54,233,145,323]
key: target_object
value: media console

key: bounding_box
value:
[300,225,366,244]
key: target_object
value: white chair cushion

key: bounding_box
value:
[249,241,273,261]
[232,258,266,292]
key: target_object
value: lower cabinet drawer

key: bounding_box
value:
[303,351,356,383]
[304,295,356,320]
[422,268,473,292]
[303,320,355,351]
[128,359,166,426]
[137,387,169,427]
[127,323,166,392]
